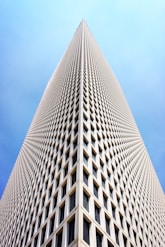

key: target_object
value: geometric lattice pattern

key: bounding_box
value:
[0,20,165,247]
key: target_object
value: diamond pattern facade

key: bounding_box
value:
[0,21,165,247]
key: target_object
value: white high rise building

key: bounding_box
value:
[0,20,165,247]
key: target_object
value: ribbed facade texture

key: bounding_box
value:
[0,21,165,247]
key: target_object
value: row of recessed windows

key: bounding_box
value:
[22,166,77,236]
[82,88,136,166]
[83,185,130,234]
[38,95,79,140]
[22,214,121,247]
[26,130,79,208]
[17,184,76,247]
[23,151,78,220]
[82,122,125,169]
[37,82,80,144]
[26,169,76,232]
[41,113,79,159]
[83,216,115,247]
[82,117,151,224]
[83,190,145,246]
[28,214,75,247]
[84,215,130,247]
[83,166,148,238]
[29,136,78,200]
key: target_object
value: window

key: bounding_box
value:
[107,240,114,247]
[114,179,117,189]
[109,185,113,198]
[45,203,50,219]
[96,230,102,247]
[59,203,65,223]
[93,182,98,198]
[38,214,42,228]
[123,234,127,247]
[56,176,60,189]
[60,147,64,156]
[62,183,66,198]
[74,113,78,123]
[69,115,73,123]
[120,188,123,198]
[97,134,101,142]
[91,135,95,145]
[111,204,116,219]
[119,213,123,228]
[83,112,88,121]
[46,240,52,247]
[129,212,132,223]
[53,193,58,209]
[74,124,78,135]
[83,170,88,185]
[92,149,96,161]
[83,151,89,165]
[67,135,71,146]
[71,170,76,185]
[103,193,107,209]
[83,136,88,148]
[36,204,39,216]
[105,215,110,235]
[25,230,29,245]
[68,124,72,134]
[91,124,95,132]
[69,191,75,211]
[83,191,89,211]
[107,170,111,180]
[73,137,78,149]
[114,225,119,245]
[68,217,75,244]
[123,204,126,216]
[34,234,38,247]
[31,223,35,238]
[41,225,46,245]
[92,164,97,177]
[30,213,33,225]
[64,164,68,177]
[56,229,63,247]
[83,124,88,134]
[65,149,70,161]
[49,186,52,198]
[117,195,120,208]
[42,195,45,207]
[49,214,55,235]
[101,175,105,188]
[83,218,90,244]
[72,151,77,166]
[100,159,104,170]
[133,230,137,245]
[95,204,100,223]
[58,160,62,171]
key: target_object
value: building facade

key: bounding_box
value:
[0,21,165,247]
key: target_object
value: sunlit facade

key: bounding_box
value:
[0,21,165,247]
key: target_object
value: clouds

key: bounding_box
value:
[0,0,165,197]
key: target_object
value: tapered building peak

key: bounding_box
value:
[0,22,165,247]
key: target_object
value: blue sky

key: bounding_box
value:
[0,0,165,198]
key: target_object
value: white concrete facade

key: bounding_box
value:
[0,20,165,247]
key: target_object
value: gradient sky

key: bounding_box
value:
[0,0,165,198]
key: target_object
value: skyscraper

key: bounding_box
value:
[0,20,165,247]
